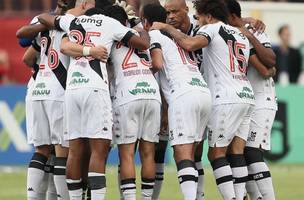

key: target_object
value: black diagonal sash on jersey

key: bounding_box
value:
[52,61,67,89]
[41,30,51,56]
[69,18,87,45]
[89,59,103,79]
[218,26,245,68]
[32,63,39,80]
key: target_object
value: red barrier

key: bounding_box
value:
[0,17,33,84]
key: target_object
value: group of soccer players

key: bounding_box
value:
[17,0,278,199]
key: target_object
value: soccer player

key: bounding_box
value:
[18,1,70,199]
[30,3,71,199]
[225,1,277,199]
[55,7,151,200]
[142,4,212,200]
[105,5,161,200]
[151,0,256,199]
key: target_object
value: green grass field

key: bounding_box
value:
[0,165,303,200]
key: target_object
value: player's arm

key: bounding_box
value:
[150,46,164,73]
[126,28,150,50]
[22,46,39,67]
[37,13,57,29]
[249,54,276,78]
[242,17,265,33]
[60,37,108,62]
[241,27,276,68]
[151,22,208,52]
[16,23,47,39]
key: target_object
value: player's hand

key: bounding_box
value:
[239,26,253,39]
[268,67,276,77]
[151,22,167,31]
[90,46,108,63]
[115,0,137,19]
[242,17,266,33]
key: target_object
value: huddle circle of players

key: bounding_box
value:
[17,0,278,199]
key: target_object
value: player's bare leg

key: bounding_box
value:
[194,142,205,200]
[173,143,197,200]
[227,136,248,200]
[139,140,156,200]
[208,146,236,200]
[152,140,168,200]
[88,139,111,200]
[119,142,137,200]
[54,145,69,199]
[27,145,52,200]
[66,139,85,200]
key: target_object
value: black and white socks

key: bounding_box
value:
[88,172,106,200]
[120,178,136,200]
[54,157,69,199]
[227,154,248,200]
[67,179,83,200]
[177,160,198,200]
[211,157,236,200]
[195,161,205,200]
[27,152,48,200]
[245,147,275,200]
[142,178,155,200]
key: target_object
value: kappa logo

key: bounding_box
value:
[0,101,32,152]
[27,187,34,192]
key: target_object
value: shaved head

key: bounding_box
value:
[165,0,187,8]
[164,0,189,32]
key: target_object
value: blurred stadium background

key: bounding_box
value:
[0,0,304,199]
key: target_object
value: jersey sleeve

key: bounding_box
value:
[30,15,40,25]
[255,32,272,48]
[110,18,135,45]
[54,14,75,32]
[149,30,162,51]
[196,24,217,43]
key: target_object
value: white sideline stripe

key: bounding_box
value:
[0,101,32,152]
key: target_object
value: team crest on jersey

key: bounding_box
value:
[69,72,89,86]
[128,81,156,96]
[32,82,50,96]
[236,87,255,100]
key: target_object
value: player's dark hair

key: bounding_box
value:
[225,0,241,18]
[142,4,167,25]
[278,24,289,35]
[67,0,76,10]
[84,7,105,16]
[193,0,229,23]
[95,0,113,9]
[103,5,128,25]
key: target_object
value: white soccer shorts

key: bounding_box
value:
[32,100,67,147]
[246,108,276,150]
[113,99,161,144]
[65,88,113,140]
[208,103,254,147]
[25,93,34,144]
[168,91,212,146]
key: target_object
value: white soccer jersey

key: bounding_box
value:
[197,21,255,105]
[55,14,135,91]
[149,30,209,103]
[247,29,277,110]
[110,41,161,107]
[32,29,69,101]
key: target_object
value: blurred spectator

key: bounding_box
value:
[1,0,53,15]
[273,25,302,85]
[0,49,10,84]
[297,43,304,85]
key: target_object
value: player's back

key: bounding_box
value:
[32,29,69,101]
[149,30,209,103]
[199,21,254,105]
[66,14,132,90]
[110,41,161,107]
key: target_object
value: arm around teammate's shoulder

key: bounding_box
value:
[128,28,150,50]
[249,54,275,79]
[151,22,208,52]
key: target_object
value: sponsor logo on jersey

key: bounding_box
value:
[32,82,50,96]
[129,81,156,95]
[236,86,255,100]
[69,72,89,85]
[75,17,102,27]
[188,77,207,88]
